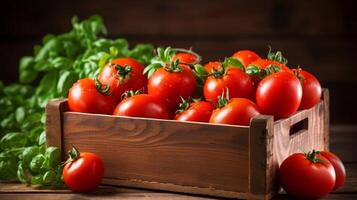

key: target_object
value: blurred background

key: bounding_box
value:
[0,0,356,125]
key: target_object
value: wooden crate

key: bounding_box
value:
[46,89,329,200]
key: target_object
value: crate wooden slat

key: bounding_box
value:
[46,89,329,200]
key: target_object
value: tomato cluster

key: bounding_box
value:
[279,150,346,199]
[68,47,322,126]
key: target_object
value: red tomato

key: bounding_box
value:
[63,148,104,192]
[175,101,214,122]
[204,61,222,72]
[294,69,322,110]
[256,71,302,119]
[68,78,116,114]
[97,58,147,100]
[172,53,198,64]
[232,50,260,67]
[148,64,196,111]
[279,151,336,199]
[320,151,346,190]
[250,58,291,72]
[209,98,260,126]
[113,94,170,119]
[204,67,254,104]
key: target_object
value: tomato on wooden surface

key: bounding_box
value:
[320,151,346,190]
[232,50,260,67]
[209,97,260,126]
[97,58,147,100]
[175,99,214,122]
[63,147,104,192]
[293,68,322,110]
[279,150,336,199]
[204,65,254,104]
[148,62,196,111]
[256,71,302,119]
[68,78,116,114]
[113,93,170,119]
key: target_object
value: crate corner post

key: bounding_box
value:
[45,99,67,159]
[248,115,276,200]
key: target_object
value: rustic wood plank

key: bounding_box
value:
[272,101,326,165]
[249,115,275,200]
[1,0,355,37]
[322,89,330,150]
[45,99,68,159]
[61,112,250,197]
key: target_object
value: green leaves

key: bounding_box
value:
[0,15,155,188]
[223,57,245,71]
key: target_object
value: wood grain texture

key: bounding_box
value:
[322,89,330,150]
[61,111,250,196]
[249,115,275,200]
[45,99,67,159]
[272,100,326,165]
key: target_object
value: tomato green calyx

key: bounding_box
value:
[293,67,305,81]
[63,147,81,166]
[245,64,281,80]
[121,89,143,100]
[209,64,226,78]
[176,96,201,114]
[217,88,230,109]
[164,60,183,73]
[304,150,325,164]
[113,64,132,83]
[171,48,202,64]
[267,46,288,64]
[95,78,110,96]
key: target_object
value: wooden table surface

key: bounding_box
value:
[0,125,356,200]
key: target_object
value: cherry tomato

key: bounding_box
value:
[172,52,198,65]
[204,66,254,104]
[63,148,104,192]
[97,58,147,100]
[113,94,170,119]
[204,61,222,72]
[175,100,214,122]
[250,58,291,72]
[232,50,260,67]
[294,69,322,110]
[256,71,302,119]
[68,78,116,114]
[320,151,346,190]
[209,98,260,126]
[279,150,336,199]
[148,64,196,111]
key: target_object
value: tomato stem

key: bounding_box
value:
[164,60,183,73]
[113,64,132,84]
[121,89,143,100]
[95,78,110,96]
[304,150,325,164]
[267,46,288,64]
[217,88,230,109]
[62,147,81,166]
[293,66,305,81]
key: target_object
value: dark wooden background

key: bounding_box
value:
[1,0,356,124]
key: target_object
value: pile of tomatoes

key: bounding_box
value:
[68,47,322,126]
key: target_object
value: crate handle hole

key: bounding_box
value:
[289,118,309,136]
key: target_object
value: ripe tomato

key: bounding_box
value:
[294,69,322,110]
[68,78,116,114]
[175,100,214,122]
[256,71,302,119]
[320,151,346,190]
[63,148,104,192]
[250,58,291,72]
[204,66,254,104]
[172,52,198,65]
[209,98,260,126]
[232,50,260,67]
[113,94,170,119]
[279,150,336,199]
[97,58,147,100]
[148,63,196,111]
[204,61,222,72]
